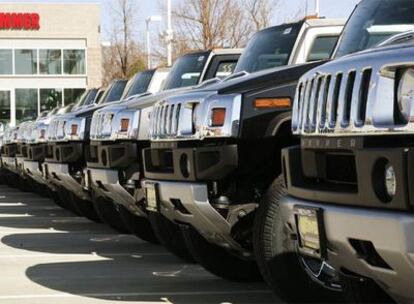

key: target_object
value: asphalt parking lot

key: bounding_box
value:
[0,184,278,304]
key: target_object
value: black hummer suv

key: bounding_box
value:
[141,17,344,283]
[275,0,414,302]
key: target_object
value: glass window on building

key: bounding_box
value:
[64,50,86,75]
[15,89,38,123]
[39,50,62,74]
[0,91,11,124]
[15,49,38,75]
[0,50,12,75]
[64,88,86,105]
[40,89,62,113]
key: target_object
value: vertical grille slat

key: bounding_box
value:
[329,73,343,128]
[318,75,331,129]
[292,83,303,132]
[356,69,372,126]
[342,71,356,127]
[297,81,308,133]
[167,104,174,135]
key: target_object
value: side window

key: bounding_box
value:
[307,35,339,62]
[214,61,237,79]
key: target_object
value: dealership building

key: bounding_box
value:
[0,2,102,126]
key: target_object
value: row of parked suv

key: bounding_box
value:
[1,0,413,302]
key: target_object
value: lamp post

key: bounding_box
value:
[315,0,320,17]
[166,0,173,66]
[146,15,162,69]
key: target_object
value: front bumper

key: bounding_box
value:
[24,160,46,185]
[1,156,17,173]
[15,155,26,177]
[143,144,238,181]
[85,167,145,217]
[142,179,253,253]
[43,162,88,200]
[86,141,138,169]
[46,142,84,163]
[280,195,414,303]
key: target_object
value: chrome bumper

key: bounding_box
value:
[1,156,17,173]
[24,160,46,185]
[280,195,414,303]
[43,162,89,200]
[142,180,251,253]
[86,168,146,217]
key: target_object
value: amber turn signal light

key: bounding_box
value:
[120,118,130,132]
[211,108,226,127]
[71,124,78,136]
[254,98,291,109]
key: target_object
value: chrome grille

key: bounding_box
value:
[293,67,373,135]
[150,102,182,138]
[292,46,414,136]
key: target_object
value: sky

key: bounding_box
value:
[0,0,361,42]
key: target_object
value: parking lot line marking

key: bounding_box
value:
[0,289,272,300]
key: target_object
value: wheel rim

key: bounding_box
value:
[299,254,342,291]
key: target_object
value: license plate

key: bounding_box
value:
[295,206,326,259]
[145,183,159,212]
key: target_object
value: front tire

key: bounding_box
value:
[70,192,101,223]
[253,175,342,302]
[182,226,262,282]
[92,195,129,233]
[148,212,194,262]
[118,206,158,243]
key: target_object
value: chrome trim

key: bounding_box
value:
[149,91,242,141]
[293,46,414,136]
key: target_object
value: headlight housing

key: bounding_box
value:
[90,109,140,141]
[66,117,86,141]
[397,67,414,124]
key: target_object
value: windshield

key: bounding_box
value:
[73,89,97,109]
[235,22,302,73]
[163,53,209,90]
[99,80,128,104]
[335,0,414,58]
[122,70,155,99]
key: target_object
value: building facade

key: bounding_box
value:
[0,2,102,126]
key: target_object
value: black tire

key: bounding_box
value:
[92,195,130,233]
[148,212,194,262]
[46,187,65,209]
[118,206,158,243]
[340,273,394,303]
[182,226,262,282]
[69,192,101,223]
[56,187,81,215]
[17,176,30,192]
[6,173,19,188]
[253,175,342,302]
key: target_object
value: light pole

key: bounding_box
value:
[166,0,173,66]
[315,0,320,17]
[146,15,162,69]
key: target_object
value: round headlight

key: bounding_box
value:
[397,68,414,123]
[385,163,396,199]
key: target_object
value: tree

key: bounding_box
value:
[244,0,276,31]
[102,0,146,86]
[171,0,254,50]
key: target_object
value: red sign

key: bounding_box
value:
[0,13,40,30]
